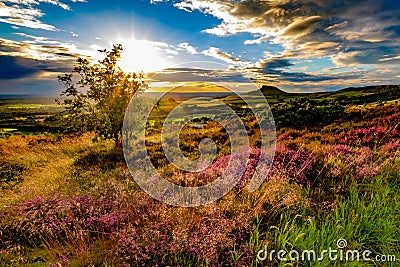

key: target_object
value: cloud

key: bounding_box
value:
[0,34,94,94]
[0,35,104,84]
[379,55,400,62]
[178,42,197,54]
[0,52,72,94]
[331,44,400,66]
[0,37,83,61]
[0,0,85,30]
[258,58,293,74]
[145,0,400,91]
[0,2,56,30]
[246,56,367,86]
[0,55,70,80]
[14,32,61,45]
[0,56,38,79]
[280,16,322,36]
[150,67,251,84]
[202,47,247,66]
[161,0,400,68]
[3,0,71,10]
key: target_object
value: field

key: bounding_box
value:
[0,85,399,266]
[0,96,64,136]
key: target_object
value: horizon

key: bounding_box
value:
[0,83,399,98]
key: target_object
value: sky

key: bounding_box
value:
[0,0,400,95]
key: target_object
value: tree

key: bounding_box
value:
[57,44,147,146]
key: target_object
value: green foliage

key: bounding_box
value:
[58,44,147,144]
[260,175,400,266]
[272,97,345,129]
[0,97,64,135]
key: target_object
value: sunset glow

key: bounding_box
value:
[113,37,171,73]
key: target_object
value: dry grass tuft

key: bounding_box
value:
[0,133,113,207]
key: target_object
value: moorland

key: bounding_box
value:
[0,84,399,266]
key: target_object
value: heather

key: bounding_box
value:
[0,99,399,266]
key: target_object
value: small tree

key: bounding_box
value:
[57,44,146,146]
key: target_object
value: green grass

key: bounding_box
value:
[248,174,400,266]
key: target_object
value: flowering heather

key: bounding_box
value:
[322,145,394,181]
[0,100,399,266]
[323,145,356,157]
[271,144,318,186]
[380,141,400,154]
[195,147,262,187]
[115,211,252,267]
[117,222,174,266]
[0,194,132,248]
[199,144,319,187]
[192,139,397,191]
[332,125,391,147]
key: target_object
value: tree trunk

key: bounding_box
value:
[115,132,122,149]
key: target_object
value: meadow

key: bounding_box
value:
[0,96,64,136]
[0,85,399,266]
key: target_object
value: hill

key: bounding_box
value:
[325,84,400,104]
[259,85,289,96]
[219,84,400,105]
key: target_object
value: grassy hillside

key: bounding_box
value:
[0,86,399,266]
[220,84,400,105]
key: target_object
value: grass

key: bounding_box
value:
[0,90,399,266]
[253,174,400,266]
[0,133,116,207]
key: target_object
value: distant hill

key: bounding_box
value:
[324,84,400,104]
[219,85,293,105]
[218,84,400,106]
[256,84,400,97]
[335,84,400,93]
[259,85,289,96]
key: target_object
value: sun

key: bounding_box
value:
[111,37,169,73]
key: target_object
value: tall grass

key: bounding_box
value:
[252,174,399,266]
[0,101,399,266]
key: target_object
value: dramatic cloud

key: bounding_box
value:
[0,0,83,30]
[0,33,94,94]
[178,42,197,54]
[280,16,322,37]
[242,55,369,90]
[0,2,56,30]
[150,67,252,84]
[258,58,293,74]
[0,35,99,87]
[0,37,83,61]
[0,56,38,79]
[2,0,71,10]
[1,0,399,94]
[140,0,398,91]
[0,55,70,79]
[163,0,400,67]
[202,47,244,64]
